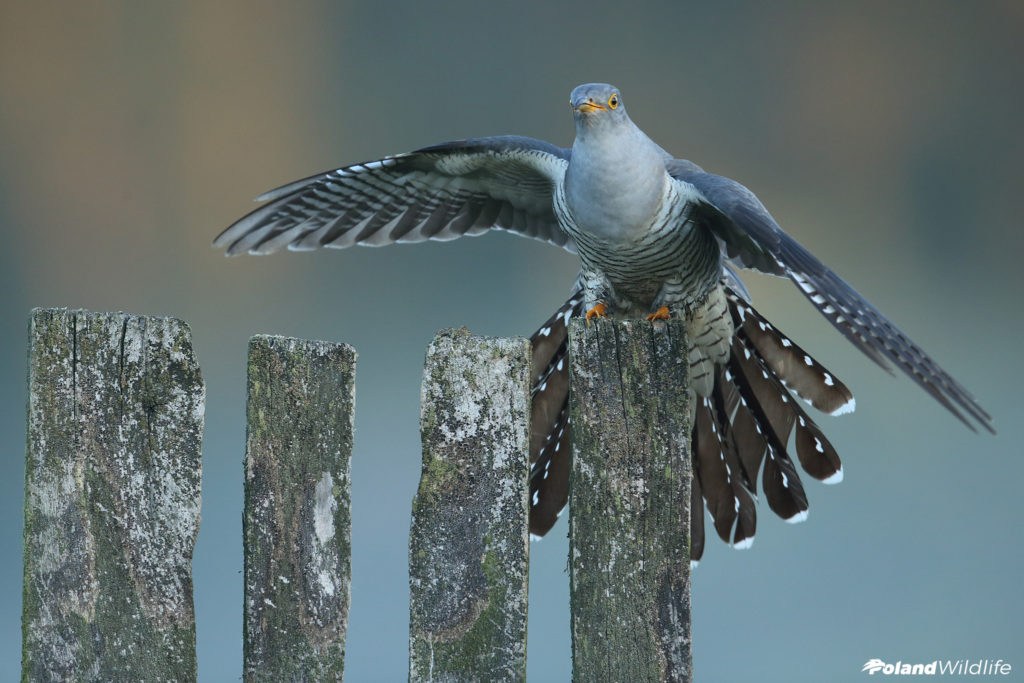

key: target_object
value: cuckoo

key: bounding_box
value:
[216,83,993,564]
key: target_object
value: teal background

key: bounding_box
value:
[2,2,1022,681]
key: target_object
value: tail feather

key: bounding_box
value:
[710,372,758,494]
[732,296,855,416]
[529,404,571,536]
[526,281,852,564]
[726,339,811,523]
[709,376,758,548]
[727,289,845,485]
[528,291,583,537]
[694,398,749,545]
[721,367,768,496]
[690,474,705,565]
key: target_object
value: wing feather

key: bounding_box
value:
[216,136,574,256]
[669,161,994,433]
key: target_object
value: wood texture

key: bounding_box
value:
[243,335,355,681]
[568,317,692,683]
[409,328,532,683]
[23,308,204,681]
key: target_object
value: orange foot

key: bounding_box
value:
[646,306,671,321]
[585,302,608,325]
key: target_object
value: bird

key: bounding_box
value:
[216,82,994,565]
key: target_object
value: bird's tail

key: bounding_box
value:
[689,288,852,563]
[526,284,855,564]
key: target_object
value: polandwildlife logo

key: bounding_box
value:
[862,658,1012,676]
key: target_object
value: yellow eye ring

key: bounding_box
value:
[608,94,619,109]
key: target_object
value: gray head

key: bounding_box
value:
[570,83,628,131]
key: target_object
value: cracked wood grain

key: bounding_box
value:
[568,318,692,683]
[23,308,204,682]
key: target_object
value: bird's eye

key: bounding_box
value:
[608,94,619,109]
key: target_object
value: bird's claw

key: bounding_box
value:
[646,306,671,322]
[585,302,608,326]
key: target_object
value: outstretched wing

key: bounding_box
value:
[215,136,574,256]
[668,159,995,433]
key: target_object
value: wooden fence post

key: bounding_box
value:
[243,335,356,681]
[409,328,532,682]
[22,308,204,681]
[568,317,693,682]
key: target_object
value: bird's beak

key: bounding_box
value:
[574,100,606,114]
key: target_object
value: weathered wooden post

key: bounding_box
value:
[23,308,205,681]
[568,317,692,682]
[409,328,532,682]
[243,335,355,681]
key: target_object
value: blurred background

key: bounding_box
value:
[2,2,1022,681]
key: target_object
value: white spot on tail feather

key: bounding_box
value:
[785,509,809,524]
[822,467,844,484]
[830,397,856,416]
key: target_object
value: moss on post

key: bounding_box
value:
[568,317,692,683]
[23,308,204,681]
[409,328,532,683]
[243,335,355,681]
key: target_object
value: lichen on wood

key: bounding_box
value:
[568,317,692,683]
[243,335,355,681]
[409,328,532,683]
[23,308,205,682]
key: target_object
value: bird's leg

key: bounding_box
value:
[581,268,618,325]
